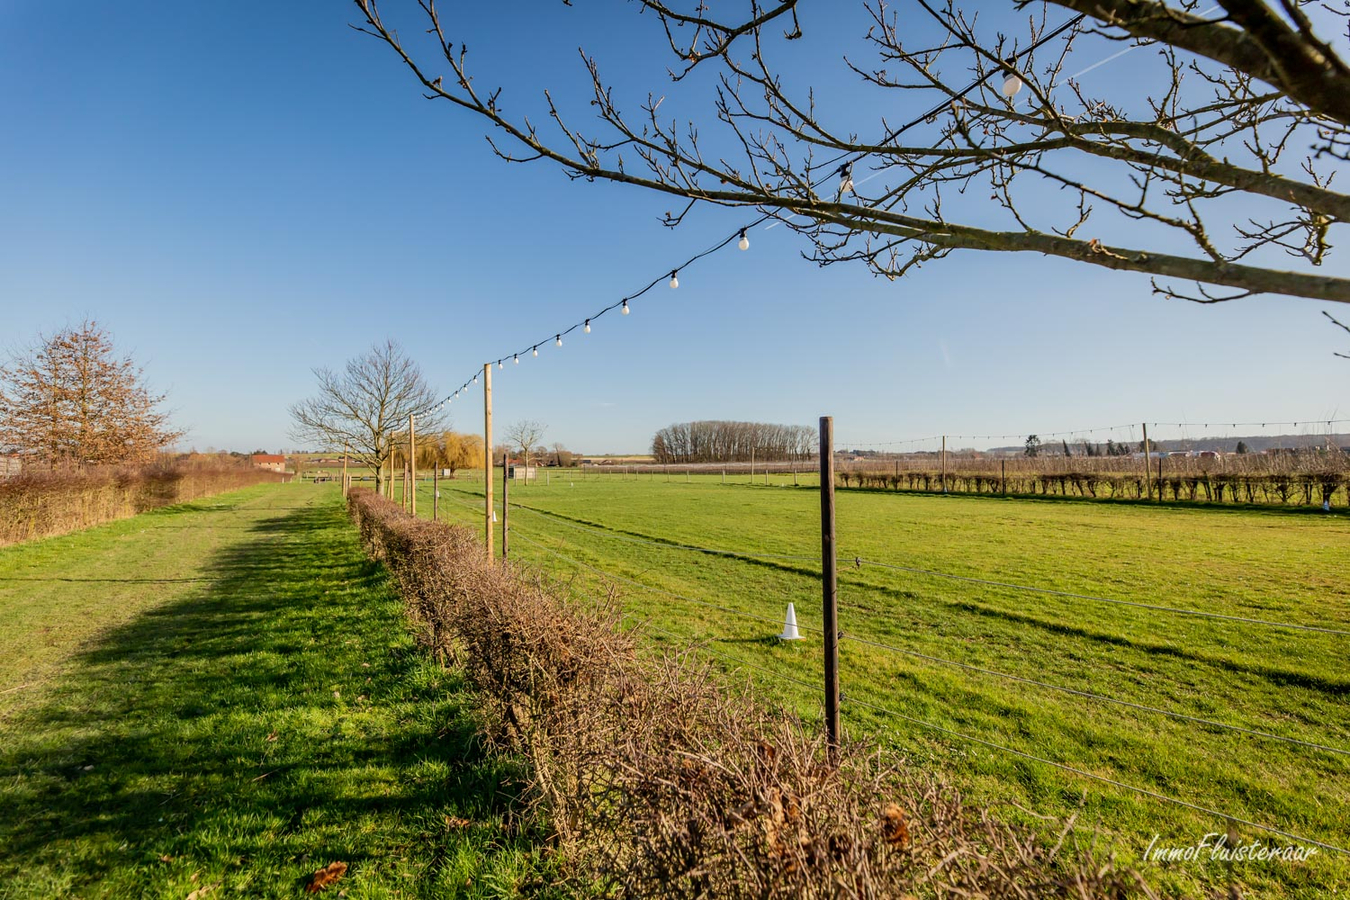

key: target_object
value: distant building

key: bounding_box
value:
[251,454,287,473]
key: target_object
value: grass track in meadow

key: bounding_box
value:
[0,483,560,900]
[421,470,1350,898]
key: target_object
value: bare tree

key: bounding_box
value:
[0,320,182,467]
[289,340,445,495]
[354,0,1350,305]
[506,419,547,479]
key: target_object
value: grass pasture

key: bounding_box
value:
[0,483,558,899]
[420,469,1350,898]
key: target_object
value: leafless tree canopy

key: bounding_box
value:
[505,419,547,473]
[652,420,817,463]
[356,0,1350,305]
[289,339,445,492]
[0,321,182,467]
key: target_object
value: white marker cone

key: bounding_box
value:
[778,603,803,641]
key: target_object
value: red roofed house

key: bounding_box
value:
[251,454,287,473]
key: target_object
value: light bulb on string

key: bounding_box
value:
[669,271,679,289]
[514,354,519,364]
[738,229,749,251]
[473,374,478,385]
[621,299,629,315]
[1001,58,1023,98]
[584,319,591,334]
[497,359,503,370]
[556,334,562,347]
[533,346,538,357]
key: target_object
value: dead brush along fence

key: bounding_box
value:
[345,486,1147,899]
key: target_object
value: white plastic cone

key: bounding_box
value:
[778,603,803,641]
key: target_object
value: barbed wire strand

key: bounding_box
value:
[841,633,1350,757]
[509,529,822,635]
[847,557,1350,637]
[846,696,1348,856]
[507,501,819,563]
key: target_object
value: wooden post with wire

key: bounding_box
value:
[484,363,494,561]
[1142,422,1153,502]
[409,413,416,517]
[502,452,509,559]
[341,443,348,498]
[819,416,841,762]
[432,466,439,521]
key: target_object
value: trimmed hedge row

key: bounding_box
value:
[0,465,286,546]
[347,488,1144,899]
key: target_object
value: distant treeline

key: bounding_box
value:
[651,420,815,464]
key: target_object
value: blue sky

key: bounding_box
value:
[2,2,1346,455]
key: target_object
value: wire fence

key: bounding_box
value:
[401,451,1350,865]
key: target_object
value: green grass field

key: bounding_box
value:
[0,483,560,899]
[415,469,1350,898]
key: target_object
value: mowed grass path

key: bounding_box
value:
[0,483,557,899]
[425,471,1350,898]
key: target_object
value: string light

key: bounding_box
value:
[584,319,591,333]
[497,359,503,369]
[669,270,679,289]
[473,374,478,384]
[621,299,629,315]
[556,334,563,347]
[738,229,749,251]
[533,346,538,357]
[514,354,519,364]
[1001,58,1023,98]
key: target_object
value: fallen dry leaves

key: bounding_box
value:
[185,880,220,900]
[304,861,348,893]
[881,802,911,848]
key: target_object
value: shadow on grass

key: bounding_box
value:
[0,497,553,898]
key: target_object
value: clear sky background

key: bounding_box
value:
[2,2,1347,455]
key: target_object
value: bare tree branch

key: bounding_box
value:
[352,0,1350,305]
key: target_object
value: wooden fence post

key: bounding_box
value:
[941,435,948,494]
[502,456,509,559]
[1142,422,1153,502]
[819,416,841,762]
[484,363,494,561]
[433,467,439,521]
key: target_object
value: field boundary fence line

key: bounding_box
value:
[410,442,1350,862]
[519,521,1350,857]
[845,557,1350,637]
[508,529,825,635]
[514,519,1350,757]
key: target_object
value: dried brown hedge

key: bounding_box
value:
[348,488,1154,899]
[0,465,285,546]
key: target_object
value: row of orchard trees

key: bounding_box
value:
[651,420,815,465]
